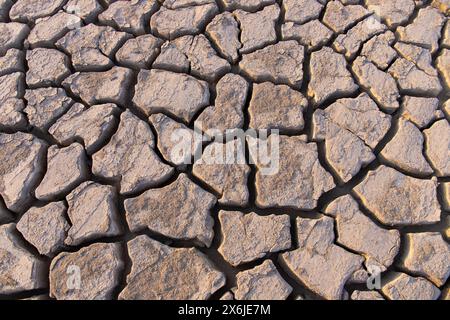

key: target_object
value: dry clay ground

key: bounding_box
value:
[0,0,449,301]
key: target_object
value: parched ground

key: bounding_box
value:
[0,0,449,300]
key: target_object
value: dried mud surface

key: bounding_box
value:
[0,0,449,300]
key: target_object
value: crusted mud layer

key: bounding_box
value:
[0,0,449,300]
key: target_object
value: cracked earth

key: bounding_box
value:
[0,0,449,301]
